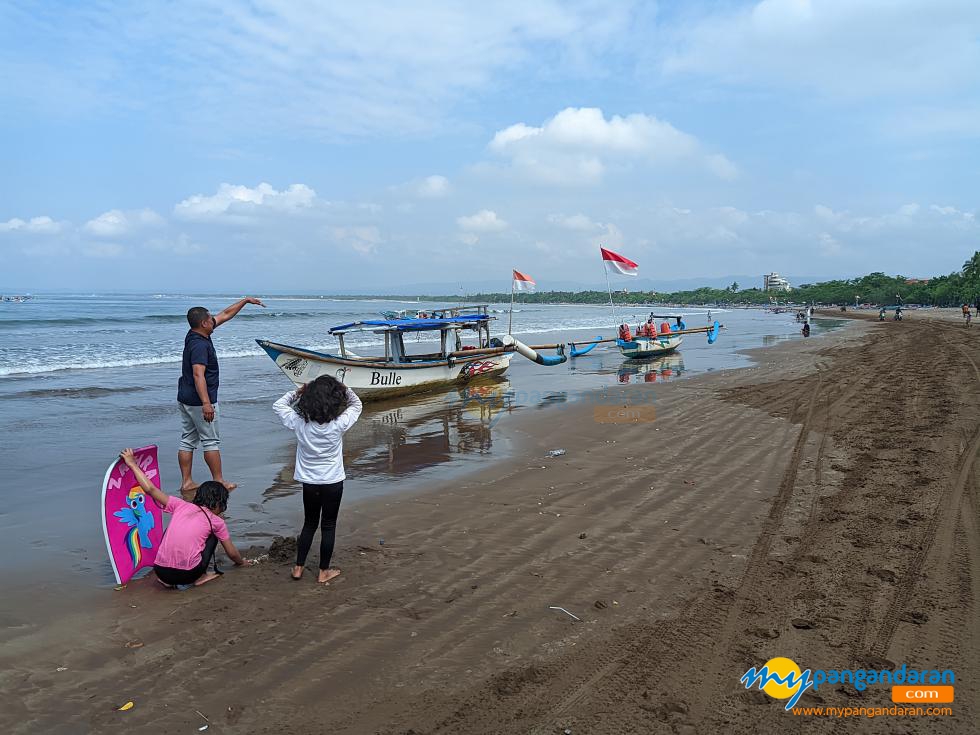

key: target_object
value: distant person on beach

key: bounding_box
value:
[119,448,254,587]
[273,376,362,584]
[963,304,972,327]
[802,322,811,337]
[177,297,266,493]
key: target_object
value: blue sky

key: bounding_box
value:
[2,0,979,292]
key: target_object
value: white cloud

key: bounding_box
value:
[814,204,839,221]
[662,0,980,99]
[0,215,64,234]
[931,204,976,221]
[490,107,735,184]
[458,233,479,246]
[6,4,632,138]
[414,175,450,199]
[715,206,750,226]
[457,209,507,232]
[84,208,163,237]
[174,183,316,221]
[548,213,597,231]
[82,242,124,258]
[705,154,738,181]
[145,233,203,256]
[590,223,624,251]
[818,232,842,256]
[330,225,382,255]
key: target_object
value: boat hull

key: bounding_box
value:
[616,335,683,358]
[257,340,514,400]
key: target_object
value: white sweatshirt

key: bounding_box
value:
[272,388,363,484]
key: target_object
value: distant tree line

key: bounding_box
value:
[341,252,980,308]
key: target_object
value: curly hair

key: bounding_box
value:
[293,375,349,424]
[192,480,229,514]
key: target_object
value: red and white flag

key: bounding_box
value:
[512,269,536,292]
[600,246,638,277]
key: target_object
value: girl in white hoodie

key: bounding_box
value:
[273,375,362,583]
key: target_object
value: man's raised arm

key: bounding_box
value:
[213,296,266,327]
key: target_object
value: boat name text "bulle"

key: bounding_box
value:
[370,372,402,386]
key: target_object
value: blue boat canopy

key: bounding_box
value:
[329,315,492,334]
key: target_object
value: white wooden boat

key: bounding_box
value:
[257,304,565,400]
[617,333,684,358]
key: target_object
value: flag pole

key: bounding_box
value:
[508,274,515,335]
[601,248,621,325]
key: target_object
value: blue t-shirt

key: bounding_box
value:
[177,330,219,406]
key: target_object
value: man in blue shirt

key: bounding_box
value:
[178,297,265,493]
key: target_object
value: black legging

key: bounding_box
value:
[296,481,344,569]
[154,534,219,586]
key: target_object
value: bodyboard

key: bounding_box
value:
[101,445,164,585]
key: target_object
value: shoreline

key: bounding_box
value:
[6,312,977,732]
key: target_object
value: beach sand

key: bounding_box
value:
[2,311,978,733]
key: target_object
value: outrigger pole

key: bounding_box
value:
[508,272,515,335]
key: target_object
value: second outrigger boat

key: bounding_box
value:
[567,314,721,360]
[257,304,566,400]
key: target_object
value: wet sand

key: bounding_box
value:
[3,312,978,733]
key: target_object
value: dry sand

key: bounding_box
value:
[2,311,978,733]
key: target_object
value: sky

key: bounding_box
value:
[2,0,979,293]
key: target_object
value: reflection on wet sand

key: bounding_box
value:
[346,376,515,477]
[617,353,686,384]
[762,333,793,347]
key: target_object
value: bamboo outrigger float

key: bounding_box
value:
[257,304,566,400]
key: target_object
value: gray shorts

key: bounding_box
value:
[178,402,221,452]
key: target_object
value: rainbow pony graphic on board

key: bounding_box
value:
[101,445,164,585]
[114,486,156,568]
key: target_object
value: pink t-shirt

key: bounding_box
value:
[155,496,230,570]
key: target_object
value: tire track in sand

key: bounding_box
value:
[870,334,980,657]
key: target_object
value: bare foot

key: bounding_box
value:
[179,482,198,497]
[194,572,221,586]
[291,566,304,580]
[215,480,238,491]
[318,568,341,584]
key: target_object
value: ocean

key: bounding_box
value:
[0,293,838,593]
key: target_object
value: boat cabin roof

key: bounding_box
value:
[329,314,492,334]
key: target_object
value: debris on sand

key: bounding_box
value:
[549,606,582,622]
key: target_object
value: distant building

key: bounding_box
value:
[905,278,930,285]
[763,272,791,292]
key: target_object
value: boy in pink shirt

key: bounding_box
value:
[120,448,253,587]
